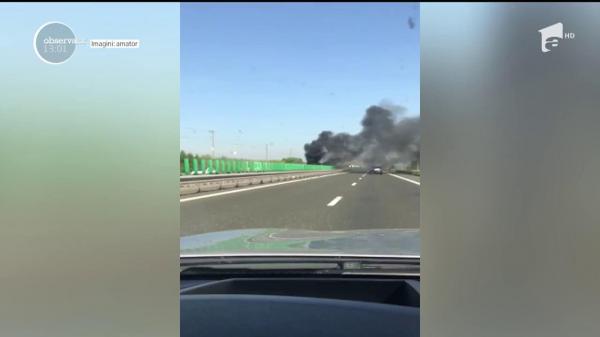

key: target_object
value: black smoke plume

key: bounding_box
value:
[304,105,419,169]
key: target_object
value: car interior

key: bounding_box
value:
[180,257,419,337]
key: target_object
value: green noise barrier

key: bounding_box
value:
[192,159,199,175]
[181,156,334,175]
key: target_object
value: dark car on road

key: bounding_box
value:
[368,166,384,175]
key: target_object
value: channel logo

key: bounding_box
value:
[538,22,575,53]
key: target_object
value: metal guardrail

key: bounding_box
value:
[180,170,334,182]
[180,170,342,196]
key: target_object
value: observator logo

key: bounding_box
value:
[538,22,575,53]
[33,22,83,64]
[33,22,140,65]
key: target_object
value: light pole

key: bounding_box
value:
[208,130,215,157]
[233,129,242,158]
[265,142,274,161]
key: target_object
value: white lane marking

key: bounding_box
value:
[358,177,362,180]
[388,174,420,186]
[351,182,357,186]
[181,172,346,202]
[327,196,343,207]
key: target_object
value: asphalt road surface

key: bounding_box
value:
[180,172,420,236]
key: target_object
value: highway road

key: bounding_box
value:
[180,172,420,236]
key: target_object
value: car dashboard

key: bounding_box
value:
[181,270,419,337]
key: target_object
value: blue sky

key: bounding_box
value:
[181,3,419,160]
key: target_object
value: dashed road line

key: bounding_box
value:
[327,196,343,207]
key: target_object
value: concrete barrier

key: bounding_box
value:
[197,182,220,192]
[180,170,342,196]
[181,170,335,182]
[237,179,251,187]
[220,180,237,189]
[180,185,199,195]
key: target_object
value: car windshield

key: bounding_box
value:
[180,3,420,259]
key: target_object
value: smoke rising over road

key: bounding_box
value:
[304,105,419,169]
